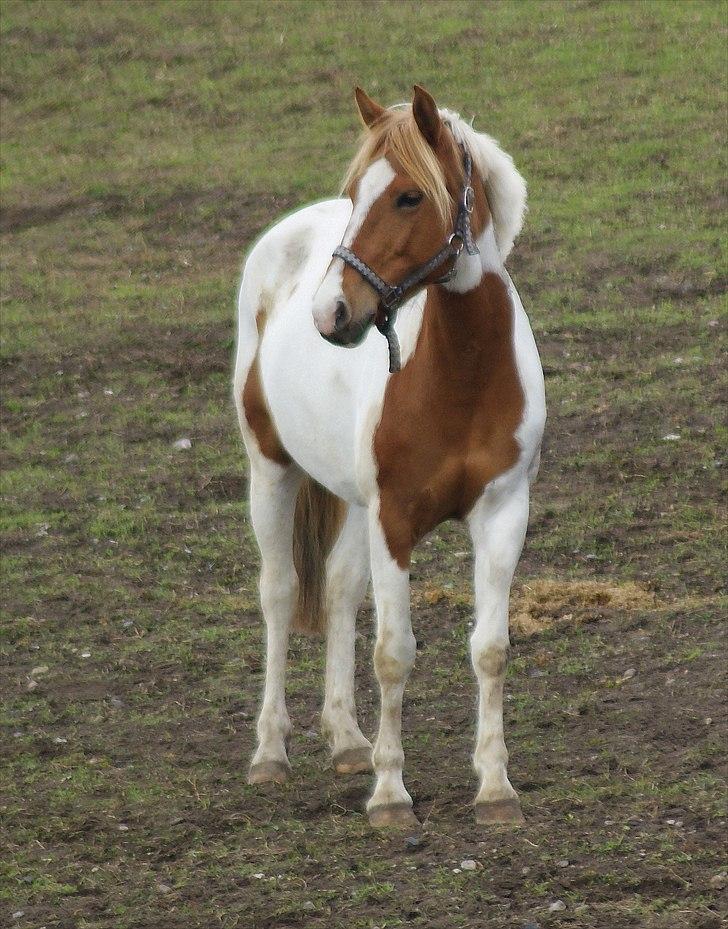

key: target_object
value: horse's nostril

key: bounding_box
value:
[334,301,349,331]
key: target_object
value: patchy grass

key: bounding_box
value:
[1,1,727,928]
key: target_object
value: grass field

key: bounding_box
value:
[1,1,726,927]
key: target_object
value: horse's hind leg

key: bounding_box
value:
[247,461,302,785]
[321,503,373,774]
[467,481,530,824]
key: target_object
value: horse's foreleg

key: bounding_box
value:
[322,504,373,774]
[467,481,530,824]
[247,462,302,785]
[366,509,418,828]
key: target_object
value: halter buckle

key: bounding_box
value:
[380,286,402,311]
[462,186,475,214]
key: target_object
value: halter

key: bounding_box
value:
[333,145,480,373]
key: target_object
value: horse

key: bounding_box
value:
[233,84,545,829]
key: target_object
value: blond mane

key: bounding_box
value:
[341,104,527,260]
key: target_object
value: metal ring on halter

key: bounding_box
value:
[448,232,465,254]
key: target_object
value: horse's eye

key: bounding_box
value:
[395,191,424,210]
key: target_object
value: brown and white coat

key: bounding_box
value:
[234,87,546,828]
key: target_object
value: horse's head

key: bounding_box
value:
[313,85,482,346]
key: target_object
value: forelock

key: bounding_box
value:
[341,107,454,224]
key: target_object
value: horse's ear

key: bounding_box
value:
[354,86,385,128]
[412,84,442,147]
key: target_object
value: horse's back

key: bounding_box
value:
[507,274,546,480]
[234,198,351,404]
[237,199,351,333]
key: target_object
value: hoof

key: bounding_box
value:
[247,760,290,785]
[475,798,525,825]
[368,802,420,829]
[333,747,373,775]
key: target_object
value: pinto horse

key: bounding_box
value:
[234,85,545,828]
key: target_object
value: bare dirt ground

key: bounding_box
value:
[3,307,726,927]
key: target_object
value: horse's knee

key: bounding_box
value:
[472,640,509,678]
[374,629,416,685]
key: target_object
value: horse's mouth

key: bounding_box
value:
[319,314,374,348]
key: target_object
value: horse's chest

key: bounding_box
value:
[374,390,521,567]
[371,280,526,567]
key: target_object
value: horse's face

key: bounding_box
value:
[312,85,460,347]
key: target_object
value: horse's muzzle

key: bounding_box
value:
[319,313,374,348]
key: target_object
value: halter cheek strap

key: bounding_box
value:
[332,146,479,373]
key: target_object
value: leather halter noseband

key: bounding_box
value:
[332,145,480,373]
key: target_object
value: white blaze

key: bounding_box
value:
[312,158,395,332]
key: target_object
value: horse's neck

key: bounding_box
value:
[419,177,515,378]
[421,269,515,384]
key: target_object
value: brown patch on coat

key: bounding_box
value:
[292,478,346,636]
[374,272,525,567]
[241,293,291,467]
